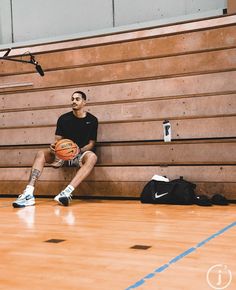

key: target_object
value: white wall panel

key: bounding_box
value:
[0,0,12,44]
[186,0,227,14]
[114,0,186,26]
[115,0,227,26]
[0,0,228,45]
[12,0,113,42]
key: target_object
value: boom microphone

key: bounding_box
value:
[0,49,45,77]
[35,64,44,76]
[29,53,45,76]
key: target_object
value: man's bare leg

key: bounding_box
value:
[28,149,54,186]
[12,149,54,208]
[70,152,97,188]
[54,152,97,206]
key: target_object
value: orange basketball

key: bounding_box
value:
[55,139,79,160]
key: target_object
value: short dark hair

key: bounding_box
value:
[72,90,87,100]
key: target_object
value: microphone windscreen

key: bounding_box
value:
[35,64,44,76]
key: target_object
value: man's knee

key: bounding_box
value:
[36,150,45,160]
[36,149,53,163]
[84,152,97,166]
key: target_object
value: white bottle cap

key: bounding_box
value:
[151,175,169,182]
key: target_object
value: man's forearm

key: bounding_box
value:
[80,141,95,153]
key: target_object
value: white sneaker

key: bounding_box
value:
[12,188,35,208]
[54,191,72,206]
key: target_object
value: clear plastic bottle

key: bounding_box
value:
[163,120,171,142]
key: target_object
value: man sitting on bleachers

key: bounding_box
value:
[12,90,98,207]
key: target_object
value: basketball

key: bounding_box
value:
[55,139,79,160]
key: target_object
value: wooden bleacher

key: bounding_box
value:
[0,14,236,199]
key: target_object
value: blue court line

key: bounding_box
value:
[125,221,236,290]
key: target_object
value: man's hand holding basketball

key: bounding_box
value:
[49,142,56,153]
[50,137,63,154]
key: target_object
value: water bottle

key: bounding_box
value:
[163,120,171,142]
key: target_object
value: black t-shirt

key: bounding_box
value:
[55,111,98,149]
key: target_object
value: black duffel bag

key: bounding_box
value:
[140,176,196,205]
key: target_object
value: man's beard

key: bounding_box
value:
[72,105,80,111]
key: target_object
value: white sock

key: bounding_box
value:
[25,185,34,195]
[63,185,75,195]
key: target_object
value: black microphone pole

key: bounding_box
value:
[3,48,11,57]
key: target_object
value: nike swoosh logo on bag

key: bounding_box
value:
[154,192,169,199]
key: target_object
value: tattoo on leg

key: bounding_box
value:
[29,169,41,186]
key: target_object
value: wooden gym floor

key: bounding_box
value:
[0,198,235,290]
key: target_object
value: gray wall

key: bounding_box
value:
[12,0,113,42]
[0,0,12,44]
[0,0,227,46]
[115,0,227,26]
